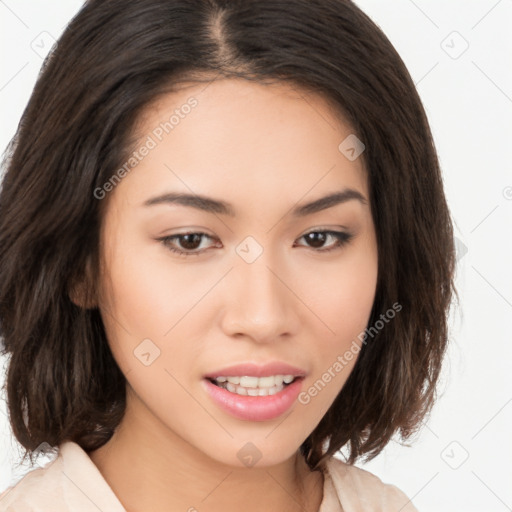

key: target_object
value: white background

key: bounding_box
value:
[1,1,511,510]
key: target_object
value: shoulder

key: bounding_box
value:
[0,442,126,512]
[323,456,418,512]
[0,451,66,511]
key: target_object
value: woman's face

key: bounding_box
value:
[96,78,378,467]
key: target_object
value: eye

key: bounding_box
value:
[295,230,353,252]
[157,229,353,257]
[158,232,220,257]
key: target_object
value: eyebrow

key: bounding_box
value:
[143,188,367,217]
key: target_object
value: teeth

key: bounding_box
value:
[210,374,299,397]
[240,376,259,387]
[237,383,285,396]
[214,374,296,388]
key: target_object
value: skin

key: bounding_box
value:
[86,78,378,512]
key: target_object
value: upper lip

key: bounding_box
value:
[204,362,307,379]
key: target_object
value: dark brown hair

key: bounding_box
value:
[0,0,456,470]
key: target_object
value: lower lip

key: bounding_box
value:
[202,378,304,421]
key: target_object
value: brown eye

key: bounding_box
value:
[296,230,353,252]
[304,231,328,248]
[176,233,203,250]
[159,232,219,256]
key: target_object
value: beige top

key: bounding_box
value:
[0,441,418,511]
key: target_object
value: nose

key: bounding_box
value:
[219,250,300,343]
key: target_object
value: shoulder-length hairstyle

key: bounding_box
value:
[0,0,456,470]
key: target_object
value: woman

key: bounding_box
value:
[0,0,456,510]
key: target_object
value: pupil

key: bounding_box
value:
[181,234,201,250]
[306,232,326,248]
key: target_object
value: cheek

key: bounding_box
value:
[103,242,220,339]
[98,239,225,381]
[332,261,377,334]
[300,238,378,397]
[306,241,378,340]
[97,249,210,415]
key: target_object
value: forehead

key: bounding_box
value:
[109,78,368,214]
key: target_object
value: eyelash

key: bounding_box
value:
[158,230,354,257]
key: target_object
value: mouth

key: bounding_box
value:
[202,373,306,421]
[205,375,303,397]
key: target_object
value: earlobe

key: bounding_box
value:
[68,281,97,309]
[68,258,98,309]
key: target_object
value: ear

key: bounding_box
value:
[68,257,98,309]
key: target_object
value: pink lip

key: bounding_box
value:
[203,362,307,379]
[202,377,305,421]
